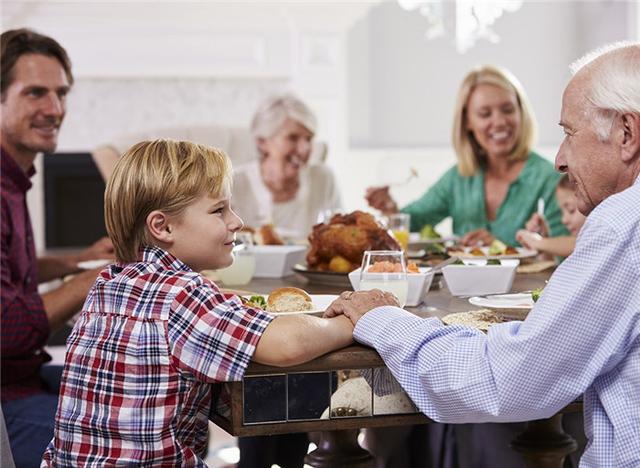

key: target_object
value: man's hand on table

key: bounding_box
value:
[77,236,114,262]
[324,289,400,326]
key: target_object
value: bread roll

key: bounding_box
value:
[267,287,314,313]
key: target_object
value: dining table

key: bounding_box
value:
[209,266,582,468]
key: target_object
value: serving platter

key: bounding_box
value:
[292,264,353,288]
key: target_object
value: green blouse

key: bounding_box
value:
[401,152,568,246]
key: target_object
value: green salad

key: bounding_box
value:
[247,295,267,309]
[531,287,544,303]
[420,224,442,240]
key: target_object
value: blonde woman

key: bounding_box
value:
[366,65,567,246]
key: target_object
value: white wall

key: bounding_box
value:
[1,0,637,250]
[348,0,631,148]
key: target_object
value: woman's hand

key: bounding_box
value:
[365,186,398,214]
[324,289,400,326]
[525,213,549,236]
[515,229,544,250]
[460,228,494,246]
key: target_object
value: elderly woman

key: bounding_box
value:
[366,65,567,246]
[232,94,342,239]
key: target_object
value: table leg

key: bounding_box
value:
[510,415,577,468]
[305,429,374,468]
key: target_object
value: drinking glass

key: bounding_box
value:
[358,250,409,307]
[217,232,256,286]
[387,213,410,251]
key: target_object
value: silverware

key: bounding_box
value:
[389,166,419,187]
[430,256,459,274]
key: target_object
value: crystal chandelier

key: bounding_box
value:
[397,0,523,53]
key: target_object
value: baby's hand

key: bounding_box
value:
[525,213,549,236]
[516,229,544,250]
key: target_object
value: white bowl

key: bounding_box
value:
[348,267,434,307]
[253,245,307,278]
[442,259,519,297]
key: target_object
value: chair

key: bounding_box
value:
[0,406,16,468]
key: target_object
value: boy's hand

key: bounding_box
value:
[324,289,400,326]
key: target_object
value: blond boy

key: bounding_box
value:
[41,140,387,466]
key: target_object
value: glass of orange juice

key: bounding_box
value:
[387,213,410,250]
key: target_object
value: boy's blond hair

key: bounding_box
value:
[452,65,537,177]
[105,139,232,263]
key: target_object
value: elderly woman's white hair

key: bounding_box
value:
[570,41,640,141]
[250,93,317,139]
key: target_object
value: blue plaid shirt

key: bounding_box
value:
[355,177,640,467]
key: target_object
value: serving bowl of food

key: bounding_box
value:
[348,262,434,307]
[442,259,519,297]
[252,245,308,278]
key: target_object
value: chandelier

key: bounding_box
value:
[397,0,523,53]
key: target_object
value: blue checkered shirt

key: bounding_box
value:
[355,177,640,467]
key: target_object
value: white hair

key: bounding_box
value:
[250,93,317,139]
[570,41,640,141]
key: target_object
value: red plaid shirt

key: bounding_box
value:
[1,147,52,402]
[42,246,273,466]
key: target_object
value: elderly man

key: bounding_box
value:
[327,42,640,467]
[1,28,112,466]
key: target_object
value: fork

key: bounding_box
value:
[389,167,419,187]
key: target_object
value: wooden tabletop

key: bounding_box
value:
[239,269,551,375]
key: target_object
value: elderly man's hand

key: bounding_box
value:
[324,289,400,326]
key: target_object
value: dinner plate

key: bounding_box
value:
[468,293,534,321]
[248,294,339,315]
[77,259,112,270]
[448,246,537,260]
[292,264,353,288]
[468,293,534,310]
[408,232,459,250]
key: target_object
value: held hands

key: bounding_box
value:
[365,186,398,214]
[460,228,494,246]
[324,289,400,326]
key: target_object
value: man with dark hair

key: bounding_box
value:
[1,28,112,466]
